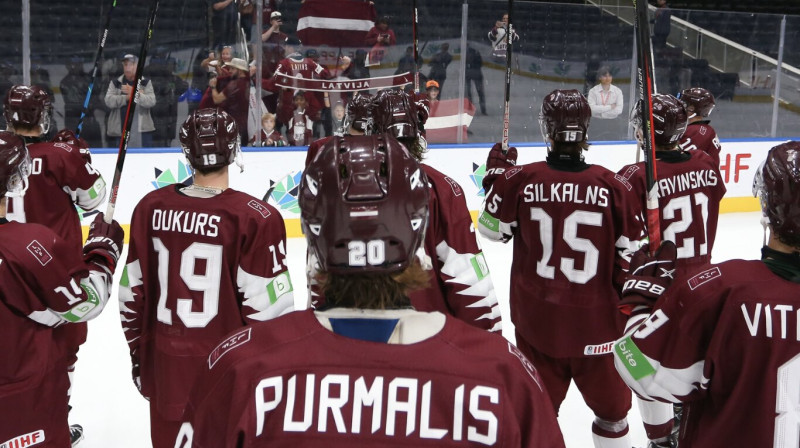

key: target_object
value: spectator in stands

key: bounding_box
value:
[587,66,624,120]
[428,43,452,96]
[365,16,395,65]
[104,54,156,147]
[208,0,240,49]
[209,58,251,144]
[489,13,519,61]
[465,46,487,115]
[344,48,371,80]
[60,58,103,146]
[261,11,288,44]
[288,91,314,146]
[395,46,416,76]
[651,0,671,50]
[330,101,346,136]
[252,0,281,42]
[201,45,234,78]
[250,112,287,146]
[425,80,440,103]
[147,55,189,147]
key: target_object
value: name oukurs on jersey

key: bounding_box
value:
[254,373,501,445]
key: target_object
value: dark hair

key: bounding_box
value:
[318,259,429,309]
[596,66,612,81]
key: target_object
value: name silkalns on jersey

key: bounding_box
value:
[523,182,610,207]
[253,373,500,445]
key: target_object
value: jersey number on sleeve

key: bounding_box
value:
[530,208,601,284]
[153,238,223,328]
[662,192,709,259]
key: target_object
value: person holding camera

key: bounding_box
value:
[365,16,395,65]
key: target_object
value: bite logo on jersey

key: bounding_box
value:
[26,240,53,266]
[687,266,722,290]
[266,171,303,215]
[208,327,251,369]
[469,162,487,197]
[151,162,192,190]
[1,430,46,448]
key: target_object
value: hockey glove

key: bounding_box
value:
[52,129,92,163]
[482,142,517,192]
[83,213,124,271]
[618,240,677,316]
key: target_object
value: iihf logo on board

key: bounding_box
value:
[266,171,303,215]
[151,161,192,189]
[469,162,488,197]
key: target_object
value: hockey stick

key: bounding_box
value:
[501,0,513,151]
[412,0,420,92]
[76,0,118,138]
[633,0,661,252]
[104,0,160,223]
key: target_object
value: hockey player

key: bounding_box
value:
[617,93,726,447]
[613,140,800,448]
[478,89,644,448]
[4,84,107,445]
[619,94,726,280]
[677,87,721,165]
[370,88,501,332]
[175,134,566,447]
[118,108,295,448]
[0,131,123,448]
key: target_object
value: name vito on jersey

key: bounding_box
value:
[656,169,718,197]
[523,182,609,207]
[152,209,221,237]
[254,373,501,445]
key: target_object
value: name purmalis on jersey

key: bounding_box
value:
[251,373,501,444]
[151,208,221,237]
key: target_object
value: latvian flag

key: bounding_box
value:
[426,99,476,144]
[297,0,377,47]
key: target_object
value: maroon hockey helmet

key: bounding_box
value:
[179,108,239,171]
[678,87,715,119]
[3,85,53,134]
[299,134,430,274]
[0,131,32,197]
[539,89,591,144]
[372,89,419,140]
[631,94,688,147]
[753,141,800,245]
[344,92,373,134]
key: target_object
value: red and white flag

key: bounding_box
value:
[297,0,377,47]
[425,99,476,144]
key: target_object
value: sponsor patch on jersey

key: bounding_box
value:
[1,429,46,448]
[507,342,543,391]
[247,200,271,219]
[614,165,639,191]
[208,327,251,369]
[27,240,53,266]
[53,142,73,152]
[504,166,523,179]
[687,266,722,290]
[443,176,463,197]
[584,341,615,356]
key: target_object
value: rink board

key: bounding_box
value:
[81,138,782,240]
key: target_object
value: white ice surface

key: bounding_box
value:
[69,212,765,447]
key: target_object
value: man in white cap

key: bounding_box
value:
[262,11,288,45]
[208,57,251,143]
[104,53,156,147]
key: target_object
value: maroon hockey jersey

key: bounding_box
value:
[478,161,644,357]
[613,260,800,448]
[5,140,106,253]
[177,309,565,447]
[679,121,721,166]
[266,54,332,126]
[617,150,726,277]
[0,219,113,398]
[119,185,295,421]
[303,140,500,332]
